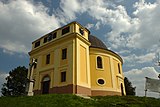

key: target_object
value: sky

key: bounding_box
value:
[0,0,160,97]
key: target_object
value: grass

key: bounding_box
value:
[0,94,160,107]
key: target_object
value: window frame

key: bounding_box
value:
[118,63,121,74]
[52,32,57,39]
[47,33,52,42]
[46,54,50,64]
[97,78,105,86]
[97,56,103,69]
[61,71,66,82]
[43,37,48,43]
[79,28,84,35]
[62,48,67,60]
[62,26,70,35]
[34,41,40,48]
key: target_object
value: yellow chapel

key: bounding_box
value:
[27,21,126,96]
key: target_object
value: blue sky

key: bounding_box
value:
[0,0,160,97]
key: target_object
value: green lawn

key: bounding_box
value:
[0,94,159,107]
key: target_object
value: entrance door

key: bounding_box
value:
[42,76,50,94]
[42,80,50,94]
[121,83,124,96]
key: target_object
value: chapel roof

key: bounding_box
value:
[88,35,107,50]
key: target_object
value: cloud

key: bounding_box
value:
[1,0,159,55]
[124,67,160,98]
[85,23,94,29]
[0,72,8,96]
[0,0,60,54]
[95,22,101,30]
[106,0,160,51]
[54,0,81,24]
[123,52,155,64]
[128,0,160,49]
[84,22,101,30]
[59,0,160,52]
[56,0,136,49]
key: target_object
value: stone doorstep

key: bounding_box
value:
[75,94,91,99]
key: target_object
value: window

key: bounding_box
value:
[62,48,67,60]
[97,56,103,69]
[97,79,105,85]
[46,54,50,64]
[62,26,70,35]
[118,63,121,74]
[46,32,57,42]
[79,28,84,35]
[53,32,57,39]
[43,37,48,43]
[121,83,124,96]
[61,71,66,82]
[34,59,37,69]
[47,33,52,41]
[34,41,40,48]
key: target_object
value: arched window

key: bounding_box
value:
[97,56,103,69]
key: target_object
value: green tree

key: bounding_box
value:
[124,77,136,95]
[1,66,28,96]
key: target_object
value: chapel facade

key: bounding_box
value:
[28,21,126,96]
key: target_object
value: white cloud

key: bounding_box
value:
[84,21,101,31]
[124,67,160,98]
[95,22,101,30]
[129,0,160,49]
[61,0,160,52]
[0,0,60,54]
[55,0,81,24]
[1,0,158,54]
[57,0,117,24]
[57,0,137,49]
[107,0,160,51]
[0,72,8,96]
[137,53,156,63]
[123,52,155,64]
[85,23,94,30]
[119,50,131,54]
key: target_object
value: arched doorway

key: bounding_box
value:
[121,83,124,96]
[42,76,50,94]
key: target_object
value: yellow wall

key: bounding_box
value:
[113,59,124,90]
[89,48,125,94]
[80,45,87,83]
[74,35,90,88]
[90,50,112,89]
[30,38,74,90]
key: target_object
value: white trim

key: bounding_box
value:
[96,78,106,86]
[96,55,104,70]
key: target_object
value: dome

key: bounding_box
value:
[88,35,107,50]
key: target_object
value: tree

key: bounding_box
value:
[1,66,28,96]
[124,77,136,95]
